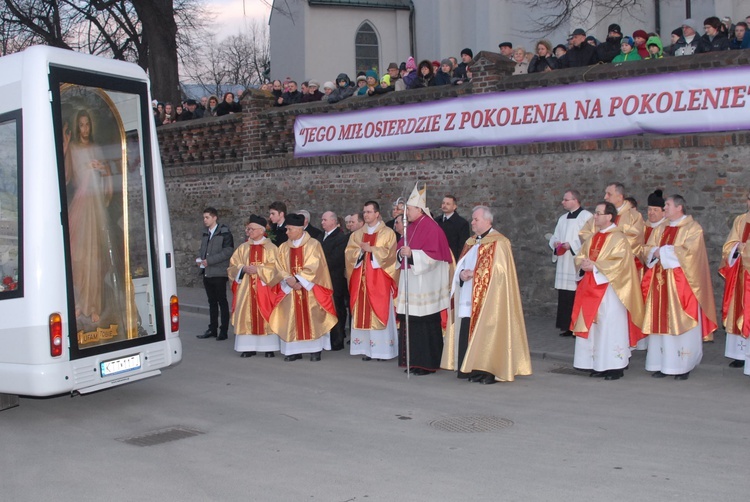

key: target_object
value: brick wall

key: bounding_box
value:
[160,50,750,317]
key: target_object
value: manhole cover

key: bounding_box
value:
[429,416,513,433]
[117,426,205,446]
[549,366,589,376]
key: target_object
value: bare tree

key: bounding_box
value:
[520,0,643,34]
[0,0,211,105]
[182,20,270,96]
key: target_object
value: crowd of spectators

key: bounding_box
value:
[153,14,749,117]
[264,15,749,107]
[152,91,243,126]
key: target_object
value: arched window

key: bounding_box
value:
[355,22,379,74]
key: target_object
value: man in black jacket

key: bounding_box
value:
[435,194,470,262]
[276,80,303,106]
[196,207,235,340]
[596,24,624,63]
[559,28,598,68]
[319,211,349,350]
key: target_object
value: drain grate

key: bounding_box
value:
[117,426,205,447]
[549,366,589,377]
[429,416,513,433]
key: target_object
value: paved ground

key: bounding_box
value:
[1,287,748,501]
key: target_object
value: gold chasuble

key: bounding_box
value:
[268,233,338,342]
[570,227,644,346]
[442,232,532,382]
[579,200,644,253]
[719,213,750,337]
[345,222,398,330]
[227,239,280,335]
[641,216,718,340]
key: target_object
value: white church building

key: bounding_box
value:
[269,0,746,85]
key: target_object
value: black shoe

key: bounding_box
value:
[330,346,345,351]
[651,371,667,378]
[559,330,573,337]
[729,359,745,368]
[411,368,434,376]
[362,356,372,361]
[480,374,497,385]
[197,329,216,339]
[604,369,623,381]
[310,352,322,362]
[283,354,302,362]
[265,352,275,358]
[674,372,690,380]
[240,351,256,358]
[468,373,484,382]
[457,371,471,380]
[590,370,607,378]
[216,334,228,341]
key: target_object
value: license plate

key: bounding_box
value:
[100,354,141,377]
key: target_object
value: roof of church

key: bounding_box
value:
[308,0,412,9]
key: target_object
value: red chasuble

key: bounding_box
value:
[349,232,397,329]
[570,232,609,338]
[719,223,750,337]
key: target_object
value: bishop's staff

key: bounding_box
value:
[395,196,411,379]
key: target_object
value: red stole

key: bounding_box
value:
[350,231,396,329]
[289,247,314,341]
[243,245,267,335]
[720,223,750,337]
[570,232,609,338]
[644,226,653,243]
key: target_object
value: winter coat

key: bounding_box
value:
[702,31,730,52]
[528,54,559,73]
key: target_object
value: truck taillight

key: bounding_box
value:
[170,295,179,332]
[49,313,63,357]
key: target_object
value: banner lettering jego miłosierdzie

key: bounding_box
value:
[294,68,750,157]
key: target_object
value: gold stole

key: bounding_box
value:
[469,241,496,339]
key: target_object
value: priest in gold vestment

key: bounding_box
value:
[718,194,750,374]
[227,215,281,358]
[267,213,338,361]
[641,195,717,380]
[570,202,644,380]
[441,206,532,384]
[345,201,399,361]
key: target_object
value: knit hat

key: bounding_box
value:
[380,74,391,85]
[671,27,683,38]
[681,18,699,33]
[406,57,417,71]
[607,23,622,34]
[440,58,453,68]
[633,29,649,40]
[460,48,473,58]
[307,79,320,88]
[647,189,665,208]
[365,69,378,80]
[322,81,335,90]
[620,36,635,48]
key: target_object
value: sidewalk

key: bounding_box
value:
[177,285,732,371]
